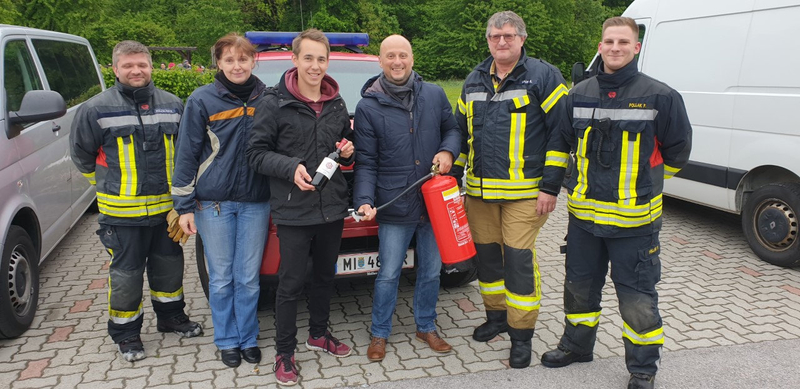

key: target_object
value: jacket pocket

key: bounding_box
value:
[376,172,411,216]
[635,237,661,291]
[615,121,651,195]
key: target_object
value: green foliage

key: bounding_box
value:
[101,67,216,101]
[431,79,464,112]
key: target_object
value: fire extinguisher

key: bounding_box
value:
[421,174,476,273]
[351,165,476,273]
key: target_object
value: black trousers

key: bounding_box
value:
[274,219,344,355]
[96,222,186,343]
[558,217,663,375]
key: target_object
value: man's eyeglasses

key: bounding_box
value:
[487,33,518,43]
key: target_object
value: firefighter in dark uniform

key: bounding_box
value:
[541,17,692,389]
[451,11,570,369]
[70,41,202,362]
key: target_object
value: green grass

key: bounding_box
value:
[432,79,463,112]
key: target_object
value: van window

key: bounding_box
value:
[32,39,102,108]
[3,40,43,112]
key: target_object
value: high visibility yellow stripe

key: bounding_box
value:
[457,98,467,115]
[540,84,568,114]
[545,151,569,168]
[109,301,144,324]
[567,311,601,327]
[466,186,539,200]
[512,95,530,109]
[622,322,665,345]
[466,174,541,188]
[533,249,541,297]
[466,101,476,179]
[508,112,526,180]
[573,126,592,199]
[151,287,183,303]
[97,192,172,206]
[128,136,138,195]
[164,133,174,188]
[567,200,662,228]
[479,280,505,295]
[569,193,662,212]
[664,164,680,179]
[455,153,467,168]
[82,171,97,185]
[98,200,173,217]
[618,131,641,205]
[505,291,540,311]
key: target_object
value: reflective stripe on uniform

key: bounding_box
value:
[664,164,680,179]
[491,89,527,103]
[508,110,526,180]
[82,171,97,185]
[97,192,173,217]
[97,192,172,206]
[457,98,467,115]
[466,174,542,199]
[541,84,568,114]
[209,107,255,122]
[97,113,181,129]
[173,126,219,196]
[164,133,175,189]
[573,126,592,199]
[573,107,658,121]
[109,301,144,324]
[117,135,137,196]
[622,322,665,345]
[567,193,663,227]
[151,287,184,303]
[545,151,569,168]
[618,130,642,206]
[505,291,540,311]
[455,153,467,168]
[466,92,487,104]
[567,311,601,327]
[479,280,505,295]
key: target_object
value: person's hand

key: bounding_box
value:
[357,204,376,221]
[294,164,316,191]
[432,151,454,173]
[170,212,194,244]
[338,140,354,159]
[536,192,557,216]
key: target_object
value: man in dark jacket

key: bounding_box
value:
[70,41,202,363]
[540,17,692,389]
[247,29,354,386]
[353,35,461,362]
[450,11,570,369]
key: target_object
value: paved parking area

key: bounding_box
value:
[2,192,800,388]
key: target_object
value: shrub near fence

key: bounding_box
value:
[101,67,216,101]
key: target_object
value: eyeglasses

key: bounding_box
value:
[487,33,518,43]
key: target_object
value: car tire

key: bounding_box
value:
[742,183,800,268]
[440,267,478,288]
[0,226,39,339]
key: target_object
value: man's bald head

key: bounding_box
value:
[379,34,414,85]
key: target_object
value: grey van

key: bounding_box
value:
[0,25,105,338]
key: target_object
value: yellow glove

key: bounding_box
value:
[166,209,189,244]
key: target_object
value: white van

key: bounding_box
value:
[0,25,105,338]
[574,0,800,268]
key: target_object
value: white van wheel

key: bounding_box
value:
[742,183,800,267]
[0,226,39,339]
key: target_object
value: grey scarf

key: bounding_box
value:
[379,73,415,112]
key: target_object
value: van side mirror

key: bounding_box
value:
[8,90,67,125]
[571,62,586,86]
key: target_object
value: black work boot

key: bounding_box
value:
[472,310,509,342]
[628,373,655,389]
[508,328,533,369]
[540,344,593,368]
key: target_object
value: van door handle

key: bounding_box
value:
[52,124,61,132]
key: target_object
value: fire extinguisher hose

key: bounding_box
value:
[349,165,439,221]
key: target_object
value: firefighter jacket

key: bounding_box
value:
[246,71,352,226]
[353,72,461,224]
[452,48,570,201]
[70,80,183,226]
[564,60,692,237]
[171,78,271,214]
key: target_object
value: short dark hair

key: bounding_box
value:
[213,33,257,62]
[112,41,151,67]
[602,16,639,37]
[292,28,330,57]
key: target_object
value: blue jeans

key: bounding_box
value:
[371,221,442,339]
[194,201,270,350]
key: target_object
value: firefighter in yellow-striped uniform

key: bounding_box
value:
[451,11,570,369]
[70,41,202,362]
[540,18,692,389]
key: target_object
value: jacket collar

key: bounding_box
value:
[213,76,267,103]
[360,71,422,108]
[115,79,155,103]
[596,59,639,89]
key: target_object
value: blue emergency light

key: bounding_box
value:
[245,32,369,53]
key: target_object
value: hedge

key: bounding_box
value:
[101,67,216,101]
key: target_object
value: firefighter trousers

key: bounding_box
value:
[465,197,548,330]
[558,217,663,375]
[96,223,186,343]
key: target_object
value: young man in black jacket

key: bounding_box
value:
[247,29,354,387]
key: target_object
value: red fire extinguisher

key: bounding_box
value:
[421,175,476,273]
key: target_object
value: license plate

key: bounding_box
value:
[335,249,414,275]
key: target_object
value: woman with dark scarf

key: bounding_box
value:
[171,33,271,368]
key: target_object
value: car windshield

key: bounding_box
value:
[252,58,381,115]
